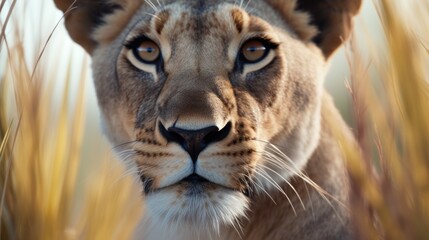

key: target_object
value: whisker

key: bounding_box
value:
[116,158,139,174]
[244,0,253,11]
[145,0,159,12]
[266,149,338,201]
[116,148,136,155]
[115,149,137,161]
[252,140,303,171]
[252,140,347,204]
[144,12,161,20]
[257,150,301,175]
[254,166,297,215]
[206,205,219,237]
[303,178,316,219]
[235,215,246,234]
[110,157,140,182]
[114,169,140,183]
[238,169,254,197]
[112,140,138,151]
[252,180,277,205]
[254,141,349,221]
[254,166,288,197]
[231,154,254,196]
[261,149,336,204]
[156,0,163,8]
[229,217,243,239]
[257,163,306,211]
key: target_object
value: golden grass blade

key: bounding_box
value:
[0,0,16,51]
[1,2,143,239]
[336,0,429,239]
[75,157,143,240]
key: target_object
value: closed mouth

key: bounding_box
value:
[143,173,243,195]
[181,173,209,184]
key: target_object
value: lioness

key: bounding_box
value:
[54,0,361,239]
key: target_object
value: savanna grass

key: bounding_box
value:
[334,0,429,239]
[0,2,143,239]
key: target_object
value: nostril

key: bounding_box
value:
[203,122,231,145]
[159,122,185,145]
[158,121,232,163]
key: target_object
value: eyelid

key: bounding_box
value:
[238,37,279,64]
[124,35,157,49]
[241,34,280,50]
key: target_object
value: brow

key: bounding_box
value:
[155,10,171,35]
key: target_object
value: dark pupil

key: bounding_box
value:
[140,47,154,53]
[248,46,265,52]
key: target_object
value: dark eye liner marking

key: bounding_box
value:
[124,35,152,49]
[248,36,280,50]
[238,37,279,64]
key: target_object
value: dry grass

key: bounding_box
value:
[1,0,429,239]
[0,2,143,240]
[333,0,429,239]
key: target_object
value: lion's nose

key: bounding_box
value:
[159,122,231,163]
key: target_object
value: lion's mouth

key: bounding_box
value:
[182,173,209,184]
[143,173,243,196]
[180,174,212,196]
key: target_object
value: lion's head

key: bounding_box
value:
[55,0,360,235]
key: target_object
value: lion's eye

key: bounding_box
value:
[241,39,269,63]
[132,39,161,63]
[124,37,163,77]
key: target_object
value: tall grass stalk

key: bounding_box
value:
[334,0,429,239]
[0,2,143,239]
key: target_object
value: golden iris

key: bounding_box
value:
[134,40,160,62]
[241,40,267,62]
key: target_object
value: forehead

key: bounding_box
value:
[126,0,291,37]
[114,0,287,73]
[92,0,295,50]
[159,0,250,15]
[157,3,239,37]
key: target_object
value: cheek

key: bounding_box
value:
[99,109,133,145]
[116,58,165,128]
[243,57,285,109]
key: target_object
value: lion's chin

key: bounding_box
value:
[144,181,249,234]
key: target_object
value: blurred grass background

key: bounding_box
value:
[337,0,429,238]
[1,0,428,239]
[0,0,143,239]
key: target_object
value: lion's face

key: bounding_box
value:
[53,0,362,234]
[89,0,326,229]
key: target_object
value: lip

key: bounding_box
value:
[143,173,242,195]
[182,173,209,184]
[144,173,210,195]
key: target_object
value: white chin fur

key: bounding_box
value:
[138,186,248,239]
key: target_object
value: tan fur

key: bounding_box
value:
[54,0,361,239]
[264,0,318,42]
[235,93,354,240]
[92,0,144,45]
[288,0,362,57]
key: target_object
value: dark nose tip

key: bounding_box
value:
[159,122,231,163]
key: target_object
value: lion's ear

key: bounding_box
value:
[266,0,362,58]
[54,0,120,54]
[296,0,362,57]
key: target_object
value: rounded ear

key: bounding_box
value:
[266,0,362,58]
[296,0,362,57]
[54,0,120,54]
